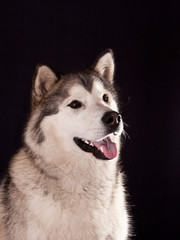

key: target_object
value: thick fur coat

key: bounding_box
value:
[0,50,129,240]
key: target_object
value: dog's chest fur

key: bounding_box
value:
[27,189,116,239]
[10,150,125,240]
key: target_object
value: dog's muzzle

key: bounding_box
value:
[74,111,121,160]
[101,111,121,134]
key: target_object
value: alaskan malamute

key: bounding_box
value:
[0,49,129,239]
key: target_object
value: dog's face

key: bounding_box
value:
[26,50,123,162]
[49,79,123,160]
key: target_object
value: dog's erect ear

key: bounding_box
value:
[31,65,58,109]
[93,49,115,83]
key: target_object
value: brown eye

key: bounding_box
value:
[68,100,82,109]
[103,94,109,102]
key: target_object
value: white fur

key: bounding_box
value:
[20,80,129,239]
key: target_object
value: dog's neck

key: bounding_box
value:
[23,144,119,193]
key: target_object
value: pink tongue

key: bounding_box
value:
[92,137,117,159]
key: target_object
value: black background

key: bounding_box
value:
[0,1,180,239]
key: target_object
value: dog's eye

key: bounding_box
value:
[103,94,109,102]
[68,100,82,109]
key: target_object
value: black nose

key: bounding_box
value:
[102,111,121,132]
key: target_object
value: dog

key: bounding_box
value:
[0,49,129,239]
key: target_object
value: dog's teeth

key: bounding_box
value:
[82,139,90,144]
[81,138,94,146]
[100,146,104,153]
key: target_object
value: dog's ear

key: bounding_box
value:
[93,49,115,83]
[31,65,58,109]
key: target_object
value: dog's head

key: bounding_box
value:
[26,50,123,162]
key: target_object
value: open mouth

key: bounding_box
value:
[73,136,118,160]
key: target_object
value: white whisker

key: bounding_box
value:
[122,130,130,139]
